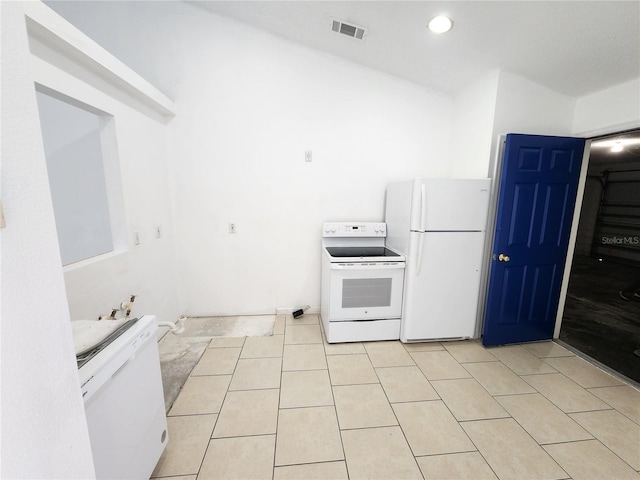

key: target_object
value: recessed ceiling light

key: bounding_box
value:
[428,15,453,34]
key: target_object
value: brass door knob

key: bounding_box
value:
[498,253,511,262]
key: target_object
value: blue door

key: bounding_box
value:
[483,134,586,346]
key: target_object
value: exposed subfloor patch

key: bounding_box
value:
[158,315,275,411]
[561,256,640,384]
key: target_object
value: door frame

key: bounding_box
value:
[476,120,640,341]
[475,136,505,337]
[552,139,591,338]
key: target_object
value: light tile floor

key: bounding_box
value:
[152,314,640,480]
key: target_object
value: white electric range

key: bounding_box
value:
[320,222,405,343]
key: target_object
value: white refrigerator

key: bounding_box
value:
[385,178,491,342]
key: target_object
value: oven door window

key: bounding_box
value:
[329,264,404,321]
[342,278,392,308]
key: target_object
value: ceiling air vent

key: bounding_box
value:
[331,19,367,40]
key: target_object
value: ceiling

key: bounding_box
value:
[191,1,640,98]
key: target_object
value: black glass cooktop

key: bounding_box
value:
[326,247,401,258]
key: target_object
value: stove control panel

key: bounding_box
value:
[323,222,386,237]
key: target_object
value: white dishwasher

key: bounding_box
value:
[75,315,168,479]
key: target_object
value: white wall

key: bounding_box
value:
[37,2,640,317]
[482,70,578,179]
[450,71,577,182]
[28,26,181,324]
[493,71,576,139]
[573,78,640,136]
[449,71,499,178]
[171,9,452,315]
[48,1,454,315]
[450,72,640,184]
[0,2,95,477]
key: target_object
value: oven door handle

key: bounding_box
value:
[330,263,406,270]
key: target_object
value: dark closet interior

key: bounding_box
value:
[561,130,640,385]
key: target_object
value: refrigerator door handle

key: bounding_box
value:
[416,233,424,276]
[420,183,427,232]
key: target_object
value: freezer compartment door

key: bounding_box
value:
[411,178,491,232]
[401,231,485,341]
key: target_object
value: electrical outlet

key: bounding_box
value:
[229,223,236,234]
[154,224,162,239]
[133,231,140,245]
